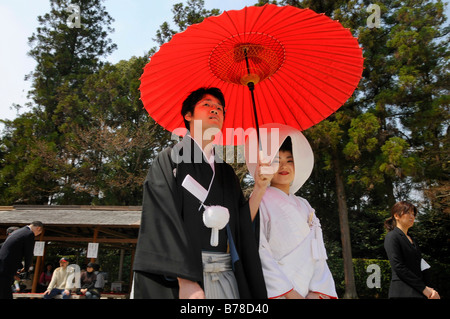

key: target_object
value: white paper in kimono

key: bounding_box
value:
[182,174,229,247]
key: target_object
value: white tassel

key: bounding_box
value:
[203,206,230,247]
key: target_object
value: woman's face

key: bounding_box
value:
[270,150,295,187]
[395,210,416,229]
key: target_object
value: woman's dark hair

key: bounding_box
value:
[181,87,226,130]
[384,201,418,231]
[279,136,292,153]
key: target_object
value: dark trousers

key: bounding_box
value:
[0,274,13,299]
[132,271,178,299]
[44,288,71,299]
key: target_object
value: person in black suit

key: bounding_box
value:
[0,221,44,299]
[0,227,19,249]
[384,202,439,299]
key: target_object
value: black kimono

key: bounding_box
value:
[133,137,267,299]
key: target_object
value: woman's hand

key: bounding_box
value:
[423,286,440,299]
[306,291,330,299]
[283,289,305,299]
[428,288,440,299]
[249,152,276,220]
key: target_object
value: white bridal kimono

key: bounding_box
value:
[259,186,337,299]
[245,123,337,299]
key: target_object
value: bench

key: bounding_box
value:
[13,292,128,299]
[100,293,129,299]
[13,292,84,299]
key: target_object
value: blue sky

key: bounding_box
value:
[0,0,449,124]
[0,0,256,123]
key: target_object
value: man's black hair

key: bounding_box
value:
[31,221,44,228]
[181,87,226,130]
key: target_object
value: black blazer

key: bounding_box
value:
[384,227,428,298]
[0,226,36,276]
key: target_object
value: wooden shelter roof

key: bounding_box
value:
[0,205,142,245]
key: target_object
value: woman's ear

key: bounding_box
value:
[184,111,192,122]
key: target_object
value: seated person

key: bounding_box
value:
[43,257,72,299]
[78,263,99,299]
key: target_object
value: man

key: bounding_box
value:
[132,87,270,299]
[0,221,43,299]
[0,227,19,249]
[93,263,105,294]
[0,226,20,251]
[43,257,72,299]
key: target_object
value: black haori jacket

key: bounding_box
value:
[133,137,267,299]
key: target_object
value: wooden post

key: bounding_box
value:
[31,230,45,293]
[118,249,124,281]
[129,248,135,293]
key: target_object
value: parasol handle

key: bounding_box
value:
[244,48,262,151]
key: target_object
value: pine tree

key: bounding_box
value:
[26,0,116,134]
[0,0,116,204]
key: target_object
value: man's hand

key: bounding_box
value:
[178,278,205,299]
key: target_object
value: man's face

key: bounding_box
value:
[184,94,225,132]
[31,226,43,237]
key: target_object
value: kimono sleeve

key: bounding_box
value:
[309,260,338,298]
[133,147,202,283]
[258,208,293,298]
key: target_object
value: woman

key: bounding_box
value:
[245,123,337,299]
[384,201,439,299]
[78,263,99,299]
[38,263,54,292]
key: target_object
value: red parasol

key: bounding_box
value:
[140,4,364,145]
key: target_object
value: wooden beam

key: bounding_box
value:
[42,236,137,244]
[98,227,131,239]
[43,226,82,238]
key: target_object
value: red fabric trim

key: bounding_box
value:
[269,288,294,299]
[311,291,338,299]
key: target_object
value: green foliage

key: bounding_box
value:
[328,258,391,299]
[154,0,221,45]
[329,257,450,299]
[290,0,449,297]
[0,0,448,297]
